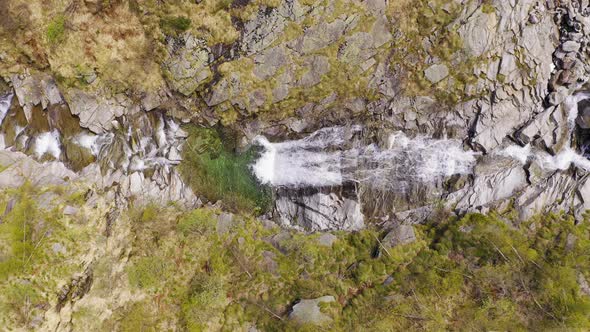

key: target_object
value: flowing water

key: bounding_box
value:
[252,126,477,189]
[0,93,13,126]
[497,92,590,171]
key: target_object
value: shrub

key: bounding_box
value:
[160,16,191,35]
[46,16,66,44]
[127,256,169,289]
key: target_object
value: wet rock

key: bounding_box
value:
[289,296,335,325]
[424,64,449,84]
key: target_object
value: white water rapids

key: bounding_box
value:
[252,93,590,189]
[496,92,590,172]
[252,126,477,188]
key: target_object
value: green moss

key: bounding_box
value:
[179,126,272,214]
[116,203,590,331]
[127,256,170,289]
[481,1,496,14]
[46,15,66,44]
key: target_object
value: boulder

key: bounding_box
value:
[289,296,335,325]
[382,224,416,248]
[424,64,449,84]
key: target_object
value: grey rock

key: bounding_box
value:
[289,296,335,325]
[577,99,590,129]
[253,46,288,80]
[579,273,590,296]
[317,233,337,247]
[63,206,78,215]
[164,35,212,96]
[458,10,496,57]
[12,73,63,120]
[562,40,581,53]
[291,16,358,55]
[275,190,364,232]
[52,243,66,254]
[299,56,330,87]
[382,224,416,248]
[216,212,235,234]
[424,64,449,84]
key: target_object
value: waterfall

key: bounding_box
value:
[252,126,477,189]
[35,130,62,159]
[0,93,12,126]
[497,92,590,171]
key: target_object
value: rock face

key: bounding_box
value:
[2,0,590,232]
[275,187,364,232]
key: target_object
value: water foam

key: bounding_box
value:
[497,92,590,172]
[498,144,590,171]
[252,127,477,188]
[35,131,61,159]
[0,93,13,126]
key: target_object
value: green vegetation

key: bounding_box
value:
[160,16,192,35]
[46,15,66,44]
[0,183,98,329]
[117,204,590,330]
[2,180,590,330]
[179,126,272,214]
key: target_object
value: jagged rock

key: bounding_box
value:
[299,56,330,87]
[65,89,137,133]
[289,296,335,325]
[253,46,288,80]
[424,64,449,84]
[240,0,310,54]
[163,35,212,96]
[275,188,364,232]
[12,73,62,120]
[458,9,496,57]
[290,16,358,55]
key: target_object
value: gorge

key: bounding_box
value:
[2,0,590,330]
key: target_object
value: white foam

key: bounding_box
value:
[35,131,61,159]
[0,93,13,126]
[497,92,590,172]
[252,127,477,188]
[75,133,99,154]
[497,144,531,164]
